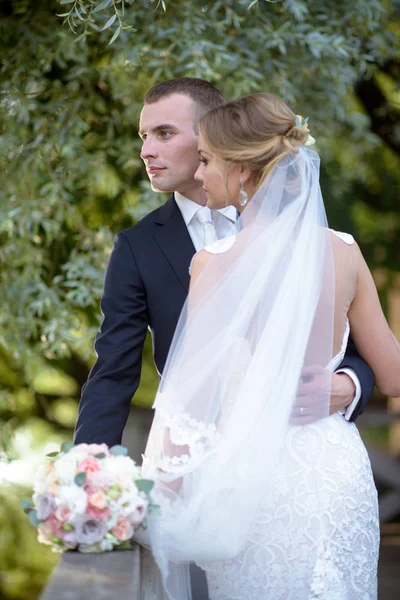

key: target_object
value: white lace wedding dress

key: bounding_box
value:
[193,230,380,600]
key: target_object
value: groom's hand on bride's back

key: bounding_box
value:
[290,366,355,425]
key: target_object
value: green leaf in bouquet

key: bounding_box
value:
[74,472,87,486]
[109,445,128,456]
[107,484,121,499]
[20,497,34,513]
[51,536,63,545]
[135,479,154,494]
[78,543,103,553]
[46,451,59,458]
[62,523,74,532]
[95,452,106,459]
[115,540,135,551]
[61,441,75,453]
[148,503,161,516]
[138,519,148,531]
[28,510,39,528]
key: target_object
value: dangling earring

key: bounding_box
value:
[239,182,248,207]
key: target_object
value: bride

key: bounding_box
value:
[138,93,399,599]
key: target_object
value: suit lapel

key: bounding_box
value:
[153,195,195,292]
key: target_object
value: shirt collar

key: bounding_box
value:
[174,192,201,226]
[174,191,237,224]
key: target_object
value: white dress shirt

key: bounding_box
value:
[174,192,361,420]
[337,368,361,420]
[174,192,237,252]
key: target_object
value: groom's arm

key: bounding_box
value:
[294,334,375,424]
[334,333,375,422]
[74,231,148,447]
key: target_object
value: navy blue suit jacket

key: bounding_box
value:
[74,195,375,446]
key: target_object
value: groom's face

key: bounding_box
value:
[139,94,203,199]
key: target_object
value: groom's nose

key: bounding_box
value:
[140,137,158,160]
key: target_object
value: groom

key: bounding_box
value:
[74,77,374,448]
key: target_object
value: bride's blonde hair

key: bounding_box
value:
[198,93,309,186]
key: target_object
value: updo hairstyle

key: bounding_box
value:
[198,93,310,186]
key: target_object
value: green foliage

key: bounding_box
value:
[109,444,128,455]
[28,509,39,528]
[135,478,154,494]
[74,472,87,485]
[61,440,75,452]
[0,485,59,600]
[0,0,397,366]
[20,497,34,512]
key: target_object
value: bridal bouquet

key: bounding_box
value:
[21,442,157,553]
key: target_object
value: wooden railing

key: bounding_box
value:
[40,546,142,599]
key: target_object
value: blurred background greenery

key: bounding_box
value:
[0,0,399,598]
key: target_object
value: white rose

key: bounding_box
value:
[102,456,139,484]
[99,538,115,551]
[106,510,119,530]
[33,463,56,495]
[89,470,115,489]
[56,485,87,519]
[115,488,145,517]
[53,453,82,483]
[130,496,149,525]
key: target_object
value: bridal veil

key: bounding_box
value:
[140,148,335,599]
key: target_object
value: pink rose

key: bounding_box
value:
[39,515,62,541]
[78,457,101,479]
[86,505,111,521]
[55,505,72,522]
[112,516,134,542]
[88,490,107,510]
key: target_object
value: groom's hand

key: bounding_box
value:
[290,366,355,424]
[328,372,356,415]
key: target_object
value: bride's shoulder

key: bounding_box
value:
[329,229,356,246]
[188,235,236,276]
[189,249,211,276]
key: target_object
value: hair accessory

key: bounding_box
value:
[295,115,316,147]
[239,182,248,207]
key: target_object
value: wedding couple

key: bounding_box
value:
[75,78,400,599]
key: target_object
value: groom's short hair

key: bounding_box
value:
[144,77,225,131]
